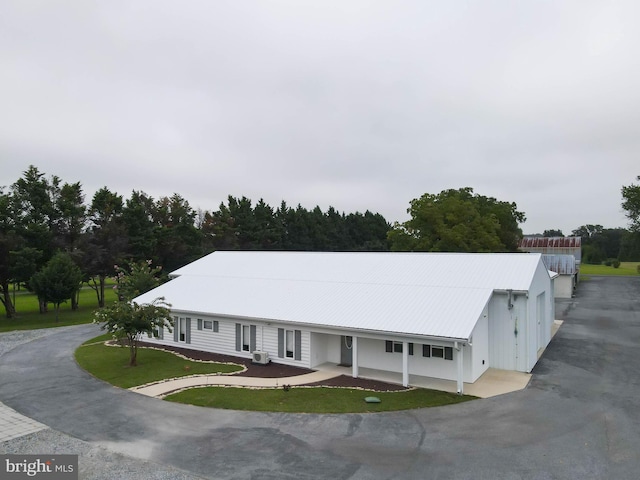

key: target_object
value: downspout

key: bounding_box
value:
[261,325,264,352]
[352,336,359,379]
[455,341,464,395]
[525,298,530,372]
[402,341,409,387]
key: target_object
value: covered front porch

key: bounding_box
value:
[310,332,473,394]
[314,363,531,398]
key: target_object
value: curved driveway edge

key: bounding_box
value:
[1,276,640,479]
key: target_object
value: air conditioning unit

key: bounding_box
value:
[252,351,270,365]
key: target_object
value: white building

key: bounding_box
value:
[134,251,555,394]
[541,254,577,299]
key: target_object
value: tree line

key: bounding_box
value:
[537,172,640,265]
[2,165,638,319]
[0,166,390,318]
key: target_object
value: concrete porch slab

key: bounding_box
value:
[313,364,532,398]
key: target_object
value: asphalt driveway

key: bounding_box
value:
[1,276,640,479]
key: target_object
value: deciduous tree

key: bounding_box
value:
[94,297,173,366]
[622,176,640,232]
[388,188,525,252]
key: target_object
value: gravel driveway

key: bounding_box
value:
[1,275,640,479]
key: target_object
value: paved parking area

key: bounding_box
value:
[1,275,640,479]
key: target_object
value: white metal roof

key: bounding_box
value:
[135,251,546,341]
[541,254,577,275]
[170,251,543,290]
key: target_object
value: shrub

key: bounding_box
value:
[637,265,640,274]
[604,259,613,266]
[612,259,621,268]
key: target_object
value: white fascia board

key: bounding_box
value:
[168,309,471,344]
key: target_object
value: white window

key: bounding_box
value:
[242,325,250,351]
[423,345,453,360]
[286,330,294,358]
[203,320,213,330]
[385,341,413,355]
[432,346,444,358]
[179,318,186,342]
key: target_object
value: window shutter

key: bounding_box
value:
[250,325,256,352]
[294,330,302,361]
[186,318,192,344]
[277,328,284,358]
[385,340,393,353]
[173,317,179,342]
[408,343,414,355]
[213,320,219,333]
[422,344,431,357]
[235,324,241,351]
[444,346,453,360]
[197,319,203,330]
[158,326,164,340]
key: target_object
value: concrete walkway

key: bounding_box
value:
[130,321,565,400]
[130,357,539,400]
[131,369,343,398]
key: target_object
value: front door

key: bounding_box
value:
[340,336,353,366]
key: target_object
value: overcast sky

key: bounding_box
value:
[1,1,638,235]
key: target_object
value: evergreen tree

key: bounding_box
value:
[29,252,83,322]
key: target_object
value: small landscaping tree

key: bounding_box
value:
[94,297,173,366]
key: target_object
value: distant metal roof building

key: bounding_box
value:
[518,236,582,262]
[137,251,549,341]
[541,254,577,275]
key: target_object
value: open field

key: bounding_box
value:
[580,261,640,276]
[0,286,119,333]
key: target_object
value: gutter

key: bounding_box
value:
[169,309,470,344]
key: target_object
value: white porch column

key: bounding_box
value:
[352,336,359,379]
[402,341,409,387]
[456,341,464,395]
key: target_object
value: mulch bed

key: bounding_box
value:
[136,341,407,392]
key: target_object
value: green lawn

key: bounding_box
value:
[76,335,476,413]
[165,385,476,413]
[74,339,244,388]
[0,286,119,333]
[0,287,116,332]
[580,262,640,276]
